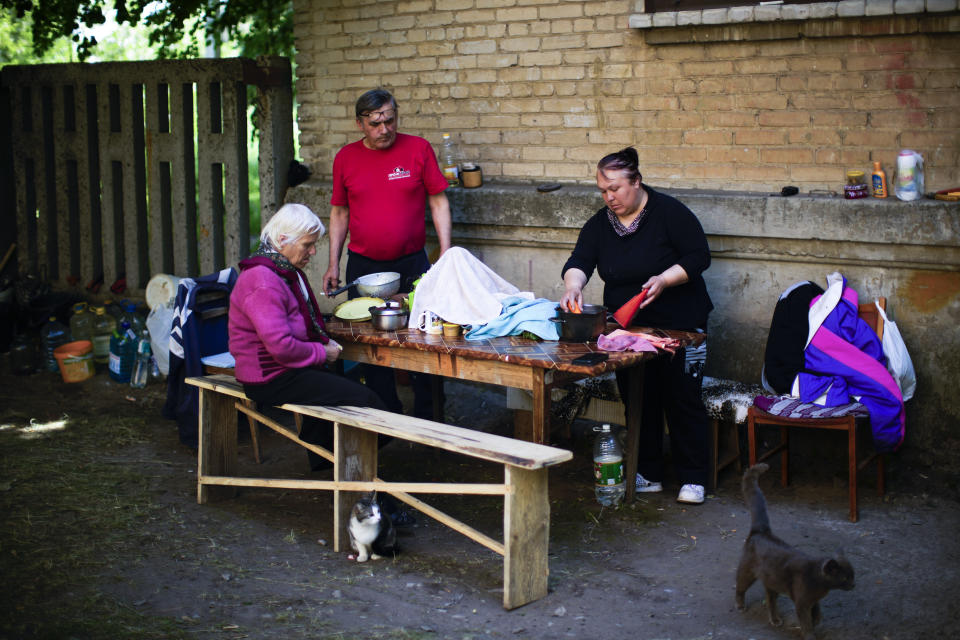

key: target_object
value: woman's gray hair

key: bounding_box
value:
[260,203,325,250]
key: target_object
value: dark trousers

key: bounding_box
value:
[346,249,444,420]
[243,367,388,469]
[616,341,709,487]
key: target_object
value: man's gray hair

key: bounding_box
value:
[260,203,325,250]
[355,88,397,119]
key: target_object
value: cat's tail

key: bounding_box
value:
[742,463,771,535]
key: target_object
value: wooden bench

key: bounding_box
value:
[185,374,573,610]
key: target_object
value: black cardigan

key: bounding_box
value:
[561,185,713,331]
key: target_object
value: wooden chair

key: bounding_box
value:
[746,297,888,522]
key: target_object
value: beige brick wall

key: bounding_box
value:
[293,0,960,192]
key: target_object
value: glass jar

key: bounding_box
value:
[844,170,869,199]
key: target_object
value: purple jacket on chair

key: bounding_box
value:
[797,275,905,453]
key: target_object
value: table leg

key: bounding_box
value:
[333,422,379,553]
[197,387,238,504]
[503,466,549,609]
[623,363,645,503]
[530,369,548,445]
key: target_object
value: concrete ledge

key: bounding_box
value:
[287,182,960,256]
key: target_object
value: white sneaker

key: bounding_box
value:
[635,474,663,492]
[677,484,705,504]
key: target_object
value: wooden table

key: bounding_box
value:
[325,318,702,503]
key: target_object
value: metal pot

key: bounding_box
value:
[328,271,401,298]
[551,304,608,341]
[368,301,410,331]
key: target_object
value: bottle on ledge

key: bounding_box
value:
[440,132,462,188]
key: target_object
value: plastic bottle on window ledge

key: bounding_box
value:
[440,132,462,187]
[593,423,625,507]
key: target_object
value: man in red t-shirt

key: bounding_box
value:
[323,88,452,420]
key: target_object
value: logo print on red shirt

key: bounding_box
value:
[388,166,411,181]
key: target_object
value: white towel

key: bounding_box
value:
[407,246,533,328]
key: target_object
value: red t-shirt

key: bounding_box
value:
[331,133,448,261]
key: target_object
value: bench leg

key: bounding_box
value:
[503,466,549,610]
[333,422,378,553]
[197,387,238,504]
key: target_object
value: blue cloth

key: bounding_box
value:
[464,296,560,341]
[162,267,238,448]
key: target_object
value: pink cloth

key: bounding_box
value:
[597,329,658,353]
[228,265,328,385]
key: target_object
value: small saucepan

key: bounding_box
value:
[551,304,609,341]
[368,301,410,331]
[327,271,401,298]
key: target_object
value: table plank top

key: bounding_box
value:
[324,317,703,375]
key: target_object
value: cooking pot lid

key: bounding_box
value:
[370,302,407,316]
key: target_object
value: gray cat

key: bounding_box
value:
[347,491,397,563]
[736,463,855,640]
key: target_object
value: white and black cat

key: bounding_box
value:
[736,463,855,640]
[347,491,398,563]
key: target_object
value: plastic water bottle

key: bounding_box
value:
[593,423,625,507]
[104,298,124,321]
[91,306,116,365]
[130,329,152,388]
[108,321,136,383]
[122,303,145,334]
[40,316,70,372]
[440,132,462,187]
[69,302,93,343]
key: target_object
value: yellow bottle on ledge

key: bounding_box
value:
[872,161,888,198]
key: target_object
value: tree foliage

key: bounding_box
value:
[0,0,293,62]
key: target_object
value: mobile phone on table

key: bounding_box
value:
[571,352,608,366]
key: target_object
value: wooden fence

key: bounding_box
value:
[0,57,294,292]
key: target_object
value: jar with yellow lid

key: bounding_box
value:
[844,170,869,199]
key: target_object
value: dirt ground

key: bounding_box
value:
[2,363,960,640]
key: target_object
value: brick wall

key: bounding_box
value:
[293,0,960,193]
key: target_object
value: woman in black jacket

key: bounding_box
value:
[560,147,713,504]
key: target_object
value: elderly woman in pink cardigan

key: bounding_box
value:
[229,203,386,470]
